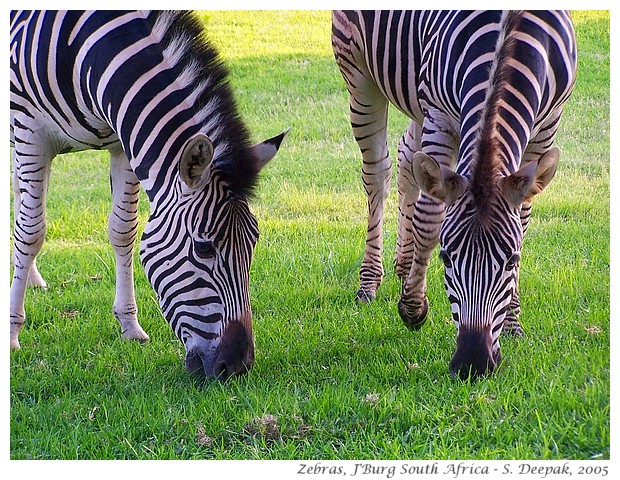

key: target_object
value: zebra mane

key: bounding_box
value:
[152,11,259,199]
[471,10,524,216]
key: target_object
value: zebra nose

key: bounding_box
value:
[213,321,255,381]
[213,355,252,381]
[450,354,498,380]
[449,326,499,380]
[184,321,254,380]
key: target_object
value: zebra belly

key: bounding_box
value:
[11,87,120,156]
[382,89,425,127]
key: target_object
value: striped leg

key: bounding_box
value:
[398,193,445,329]
[12,160,47,289]
[395,120,422,281]
[332,12,391,301]
[398,116,456,329]
[503,109,564,337]
[496,184,532,337]
[10,137,52,349]
[108,149,149,342]
[500,199,529,337]
[349,90,391,302]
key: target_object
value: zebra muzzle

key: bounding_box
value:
[213,321,255,381]
[449,325,500,380]
[185,320,254,381]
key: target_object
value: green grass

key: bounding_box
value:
[9,11,609,460]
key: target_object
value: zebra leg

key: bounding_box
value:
[395,120,422,281]
[108,149,149,343]
[349,92,392,302]
[332,13,391,301]
[502,199,530,337]
[398,118,456,329]
[12,157,47,289]
[10,140,53,349]
[398,193,445,329]
[503,114,562,337]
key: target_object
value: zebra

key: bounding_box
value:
[332,10,577,378]
[10,10,288,380]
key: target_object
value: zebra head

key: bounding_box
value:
[412,147,560,379]
[140,131,286,380]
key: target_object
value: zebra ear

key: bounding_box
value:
[412,151,467,205]
[499,147,560,207]
[251,128,290,170]
[179,133,214,189]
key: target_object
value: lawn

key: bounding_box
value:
[9,11,609,462]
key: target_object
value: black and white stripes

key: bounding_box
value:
[333,10,576,378]
[10,10,286,379]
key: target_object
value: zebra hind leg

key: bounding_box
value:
[12,165,47,290]
[10,145,52,349]
[108,150,149,343]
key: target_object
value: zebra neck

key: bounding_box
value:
[73,12,195,203]
[82,11,254,206]
[458,11,531,179]
[114,103,201,205]
[99,64,206,203]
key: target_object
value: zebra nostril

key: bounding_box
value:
[185,350,207,377]
[213,321,254,381]
[185,321,254,381]
[213,349,253,381]
[214,360,230,381]
[213,357,252,382]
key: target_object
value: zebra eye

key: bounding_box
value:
[194,240,216,260]
[505,253,520,271]
[439,250,452,269]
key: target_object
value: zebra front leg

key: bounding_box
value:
[108,150,149,343]
[502,123,560,337]
[395,120,422,281]
[349,92,391,302]
[503,269,524,336]
[10,144,52,349]
[502,200,531,337]
[397,119,456,330]
[398,193,445,330]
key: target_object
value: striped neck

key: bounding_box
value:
[81,11,256,205]
[457,11,529,217]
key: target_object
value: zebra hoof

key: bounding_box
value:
[356,288,377,303]
[27,270,48,289]
[398,297,429,331]
[121,325,150,344]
